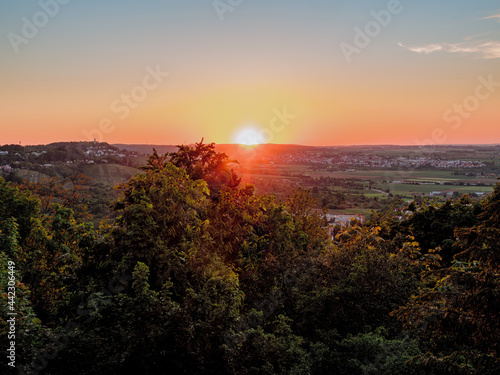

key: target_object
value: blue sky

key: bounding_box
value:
[1,0,499,145]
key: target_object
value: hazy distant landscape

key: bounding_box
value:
[2,141,498,221]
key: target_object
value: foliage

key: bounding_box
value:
[2,149,499,374]
[392,185,500,373]
[167,139,241,197]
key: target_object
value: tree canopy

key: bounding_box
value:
[1,149,499,374]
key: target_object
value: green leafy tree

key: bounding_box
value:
[0,178,46,373]
[52,161,243,374]
[168,139,241,197]
[393,184,500,374]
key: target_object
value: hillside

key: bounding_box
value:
[79,164,143,187]
[1,145,499,374]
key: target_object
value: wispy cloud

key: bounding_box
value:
[397,43,443,54]
[398,40,500,59]
[399,11,500,59]
[482,13,500,22]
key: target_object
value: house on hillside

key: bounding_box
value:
[326,214,365,226]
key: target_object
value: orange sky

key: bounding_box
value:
[1,1,499,146]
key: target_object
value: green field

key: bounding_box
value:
[364,192,387,198]
[14,169,52,182]
[305,169,497,183]
[240,163,497,202]
[376,182,494,197]
[81,164,142,187]
[335,208,373,216]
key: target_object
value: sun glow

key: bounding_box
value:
[233,127,262,146]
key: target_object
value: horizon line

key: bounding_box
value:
[4,141,500,148]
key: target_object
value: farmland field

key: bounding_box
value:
[14,169,51,182]
[375,183,494,196]
[304,169,497,183]
[80,164,143,187]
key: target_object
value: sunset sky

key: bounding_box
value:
[1,0,499,146]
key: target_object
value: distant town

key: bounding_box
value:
[266,152,488,169]
[1,142,498,222]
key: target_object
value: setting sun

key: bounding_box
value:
[233,127,262,146]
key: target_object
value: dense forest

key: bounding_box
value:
[1,141,499,374]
